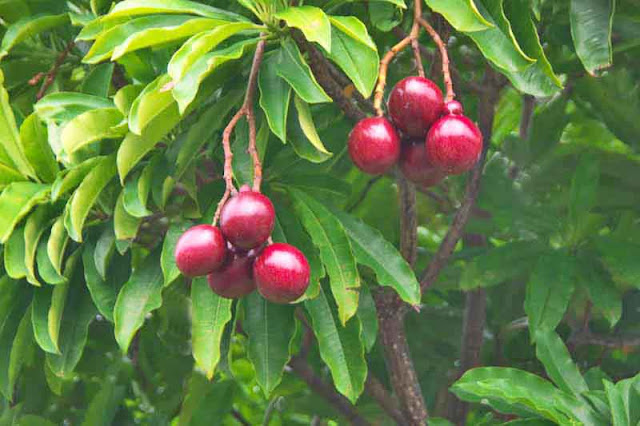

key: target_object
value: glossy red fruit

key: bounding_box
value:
[426,114,482,175]
[174,225,227,277]
[388,76,444,138]
[348,117,400,175]
[207,250,256,299]
[399,142,445,187]
[220,186,275,250]
[254,243,310,304]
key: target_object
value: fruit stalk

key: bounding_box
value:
[417,17,455,102]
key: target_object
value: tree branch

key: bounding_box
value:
[365,374,406,425]
[33,41,75,100]
[570,332,640,349]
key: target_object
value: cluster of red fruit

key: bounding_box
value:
[174,186,310,304]
[348,76,482,185]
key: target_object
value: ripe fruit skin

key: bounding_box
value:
[399,142,445,187]
[174,225,227,277]
[207,250,256,299]
[254,243,310,304]
[388,76,444,138]
[220,186,275,250]
[426,114,482,175]
[348,117,400,175]
[444,100,463,116]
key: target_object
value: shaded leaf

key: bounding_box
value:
[570,0,615,75]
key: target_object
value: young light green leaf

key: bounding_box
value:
[259,51,291,144]
[190,277,233,379]
[24,205,54,286]
[61,108,125,155]
[423,0,493,32]
[32,286,59,354]
[81,63,114,98]
[288,188,359,324]
[114,84,143,117]
[244,293,295,396]
[19,114,59,183]
[276,38,331,104]
[122,167,153,218]
[129,74,178,135]
[329,16,376,50]
[0,162,24,188]
[276,6,331,52]
[304,287,367,403]
[65,155,117,242]
[334,211,420,305]
[48,279,70,354]
[570,0,615,75]
[36,240,65,285]
[287,98,332,163]
[293,95,332,156]
[4,227,27,279]
[534,330,589,397]
[0,182,50,243]
[0,14,70,59]
[51,157,101,201]
[34,92,114,122]
[525,252,576,338]
[161,221,191,286]
[94,227,115,280]
[114,191,142,242]
[113,250,163,353]
[105,0,246,22]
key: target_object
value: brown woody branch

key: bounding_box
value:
[365,374,406,425]
[570,332,640,349]
[32,41,75,100]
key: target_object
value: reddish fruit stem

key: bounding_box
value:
[417,17,455,102]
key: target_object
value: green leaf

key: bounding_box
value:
[122,166,153,218]
[334,211,420,305]
[114,191,142,242]
[113,250,163,352]
[94,227,115,280]
[105,0,245,22]
[190,277,233,379]
[81,63,114,98]
[289,188,359,324]
[534,330,589,397]
[46,278,97,378]
[0,71,35,179]
[179,375,235,425]
[0,162,24,189]
[0,277,31,399]
[36,240,65,285]
[48,278,71,354]
[114,85,143,117]
[161,221,190,286]
[570,0,615,75]
[65,155,117,242]
[276,6,331,52]
[51,157,102,201]
[595,237,640,289]
[604,377,640,426]
[259,52,291,144]
[32,286,58,354]
[423,0,493,32]
[83,241,122,322]
[326,17,379,97]
[244,292,295,396]
[577,257,622,327]
[4,227,27,279]
[0,14,70,59]
[19,114,58,183]
[129,74,178,135]
[24,205,54,286]
[82,382,126,426]
[8,307,34,400]
[35,92,114,122]
[569,153,600,233]
[61,108,125,155]
[0,182,50,243]
[168,22,258,82]
[172,38,257,113]
[287,98,333,163]
[304,287,367,403]
[356,285,378,352]
[276,38,331,104]
[293,95,332,156]
[525,252,576,338]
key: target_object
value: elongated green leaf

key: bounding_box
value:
[179,375,234,425]
[114,191,142,242]
[105,0,245,22]
[604,377,640,426]
[81,63,114,98]
[570,0,615,75]
[83,241,126,322]
[334,211,420,305]
[82,382,126,426]
[0,14,69,59]
[46,279,97,378]
[51,157,101,201]
[36,240,65,285]
[326,17,379,97]
[304,287,366,403]
[244,293,295,396]
[113,250,163,352]
[356,285,378,352]
[0,70,34,178]
[24,205,54,286]
[423,0,493,32]
[525,252,576,338]
[122,166,153,218]
[0,162,23,188]
[129,75,176,136]
[31,286,58,354]
[259,52,291,144]
[293,95,332,156]
[172,38,257,113]
[190,277,233,379]
[569,153,600,232]
[35,92,114,122]
[48,278,70,354]
[8,307,33,399]
[65,155,116,242]
[276,6,331,52]
[114,84,143,117]
[277,38,331,104]
[577,256,622,328]
[289,188,359,324]
[19,114,58,183]
[0,277,31,399]
[61,108,125,155]
[47,217,68,276]
[535,330,589,397]
[161,221,190,286]
[94,228,115,280]
[595,237,640,289]
[0,182,50,243]
[4,227,27,279]
[168,22,258,82]
[287,98,332,163]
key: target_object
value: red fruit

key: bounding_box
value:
[399,142,445,187]
[207,250,256,299]
[426,114,482,175]
[174,225,227,277]
[348,117,400,175]
[220,186,275,250]
[253,243,310,304]
[388,76,444,138]
[444,100,463,116]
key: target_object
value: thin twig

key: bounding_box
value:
[348,176,382,212]
[417,17,454,102]
[232,410,251,426]
[411,0,425,78]
[34,41,75,100]
[365,374,406,425]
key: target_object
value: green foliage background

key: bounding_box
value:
[0,0,638,424]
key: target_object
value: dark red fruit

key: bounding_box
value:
[444,100,463,116]
[174,225,227,277]
[388,76,444,138]
[399,142,445,187]
[207,250,256,299]
[426,114,482,175]
[253,243,310,304]
[348,117,400,175]
[220,186,275,250]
